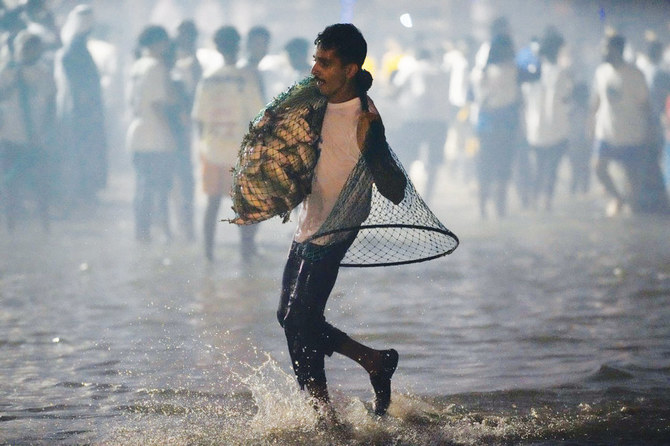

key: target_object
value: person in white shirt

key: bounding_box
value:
[470,33,521,218]
[232,25,271,262]
[522,30,573,211]
[276,24,405,420]
[126,25,176,242]
[589,34,664,215]
[391,47,449,204]
[171,19,202,241]
[192,26,264,262]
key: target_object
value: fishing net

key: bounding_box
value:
[299,119,459,267]
[230,76,459,267]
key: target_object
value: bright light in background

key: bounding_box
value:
[400,13,413,28]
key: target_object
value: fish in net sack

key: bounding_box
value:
[299,119,459,267]
[229,77,327,224]
[230,76,459,266]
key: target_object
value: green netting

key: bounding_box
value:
[230,76,459,267]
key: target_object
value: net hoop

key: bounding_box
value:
[305,223,459,267]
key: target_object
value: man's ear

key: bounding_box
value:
[345,63,359,81]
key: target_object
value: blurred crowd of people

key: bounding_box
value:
[377,15,670,219]
[0,1,312,263]
[2,1,669,261]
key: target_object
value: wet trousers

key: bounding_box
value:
[276,239,352,388]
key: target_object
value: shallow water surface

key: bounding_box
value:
[1,176,669,445]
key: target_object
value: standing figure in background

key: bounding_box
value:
[0,30,55,232]
[55,4,107,212]
[126,25,176,242]
[267,36,312,99]
[0,7,27,64]
[470,33,521,218]
[589,34,669,216]
[171,19,202,241]
[639,39,670,191]
[235,25,271,261]
[192,26,263,262]
[284,37,312,81]
[240,25,271,102]
[442,36,476,184]
[522,29,573,212]
[174,20,202,99]
[21,0,60,54]
[391,47,449,204]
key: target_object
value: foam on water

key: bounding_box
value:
[94,341,670,446]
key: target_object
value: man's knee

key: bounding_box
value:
[280,306,305,332]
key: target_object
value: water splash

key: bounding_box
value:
[235,352,318,433]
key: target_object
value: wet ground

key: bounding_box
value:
[1,165,669,445]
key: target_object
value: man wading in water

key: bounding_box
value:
[276,23,406,420]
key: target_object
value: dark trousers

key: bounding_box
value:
[530,140,568,205]
[174,151,194,238]
[476,104,520,217]
[132,152,174,240]
[276,239,353,388]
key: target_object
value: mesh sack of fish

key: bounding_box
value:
[229,77,327,224]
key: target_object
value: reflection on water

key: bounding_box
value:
[1,176,669,445]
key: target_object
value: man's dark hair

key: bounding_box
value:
[314,23,366,67]
[177,19,197,41]
[214,25,240,55]
[487,33,515,65]
[138,25,169,48]
[248,25,270,42]
[607,34,625,57]
[539,30,564,64]
[285,37,308,58]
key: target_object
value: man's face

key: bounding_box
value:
[311,45,356,103]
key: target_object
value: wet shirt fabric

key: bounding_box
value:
[294,97,371,244]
